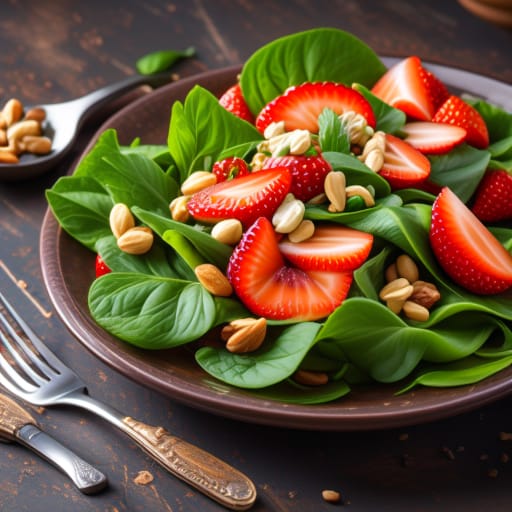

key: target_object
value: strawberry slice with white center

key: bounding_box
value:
[371,56,435,121]
[432,95,489,149]
[430,187,512,295]
[401,121,467,155]
[255,81,376,134]
[227,217,353,321]
[279,224,373,271]
[187,168,291,228]
[263,154,332,202]
[378,133,431,189]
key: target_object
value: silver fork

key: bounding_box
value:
[0,292,257,511]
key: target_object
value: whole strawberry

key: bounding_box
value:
[471,169,512,223]
[212,156,250,182]
[263,154,332,202]
[219,83,254,123]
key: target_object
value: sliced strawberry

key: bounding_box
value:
[279,224,373,271]
[432,95,489,149]
[378,133,431,189]
[419,67,450,111]
[95,254,111,278]
[371,56,435,121]
[227,217,353,321]
[262,154,332,202]
[187,168,291,228]
[219,83,255,123]
[212,156,250,182]
[430,187,512,295]
[255,82,376,134]
[401,121,466,155]
[471,169,512,223]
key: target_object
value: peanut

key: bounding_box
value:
[211,218,243,245]
[324,171,346,212]
[169,195,190,223]
[21,135,52,155]
[396,254,420,283]
[379,278,414,302]
[402,300,430,322]
[109,203,135,239]
[293,369,329,386]
[288,219,315,243]
[2,98,23,126]
[180,171,217,195]
[272,193,305,233]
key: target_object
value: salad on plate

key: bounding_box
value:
[46,28,512,405]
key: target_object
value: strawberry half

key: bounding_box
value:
[263,154,332,202]
[430,187,512,295]
[255,82,376,134]
[401,121,467,155]
[186,168,291,228]
[219,83,255,123]
[279,224,373,271]
[378,133,431,189]
[432,95,489,149]
[471,169,512,223]
[419,67,450,111]
[212,156,250,182]
[371,56,435,121]
[227,217,353,321]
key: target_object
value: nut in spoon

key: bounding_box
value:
[0,73,173,182]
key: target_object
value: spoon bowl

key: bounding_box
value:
[0,73,173,182]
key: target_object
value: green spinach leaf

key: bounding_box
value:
[136,47,195,75]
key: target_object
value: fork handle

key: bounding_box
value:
[121,416,256,511]
[16,424,108,494]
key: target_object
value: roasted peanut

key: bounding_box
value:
[272,193,305,233]
[379,278,414,302]
[324,170,346,212]
[224,317,267,353]
[288,219,315,243]
[109,203,135,239]
[402,300,430,322]
[396,254,420,283]
[180,171,217,195]
[169,195,190,223]
[211,218,243,245]
[117,226,154,255]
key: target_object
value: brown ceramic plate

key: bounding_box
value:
[40,62,512,431]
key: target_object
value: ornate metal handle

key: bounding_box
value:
[122,416,257,510]
[16,424,108,494]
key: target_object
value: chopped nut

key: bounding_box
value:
[134,470,154,485]
[321,489,341,504]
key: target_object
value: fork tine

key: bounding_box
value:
[0,292,66,373]
[0,326,49,386]
[0,351,38,394]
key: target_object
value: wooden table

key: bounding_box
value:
[1,1,511,510]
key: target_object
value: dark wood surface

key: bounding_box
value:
[1,1,512,511]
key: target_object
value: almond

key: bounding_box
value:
[293,369,329,386]
[194,263,233,297]
[225,317,267,353]
[109,203,135,239]
[117,226,153,255]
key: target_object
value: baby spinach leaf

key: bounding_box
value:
[398,354,512,394]
[136,47,195,75]
[133,207,232,270]
[95,236,194,280]
[352,83,406,134]
[428,144,490,202]
[248,379,351,405]
[240,28,386,115]
[318,108,350,153]
[167,86,262,183]
[195,322,321,389]
[89,273,215,349]
[46,176,112,252]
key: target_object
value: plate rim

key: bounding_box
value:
[40,62,512,431]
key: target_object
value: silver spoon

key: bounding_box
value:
[0,73,173,182]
